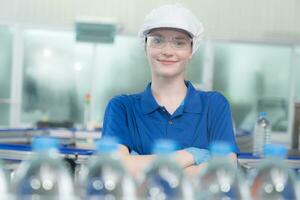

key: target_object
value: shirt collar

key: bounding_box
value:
[183,81,203,113]
[141,83,160,114]
[140,81,202,114]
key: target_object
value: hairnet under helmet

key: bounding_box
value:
[138,4,204,54]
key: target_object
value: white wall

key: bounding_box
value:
[0,0,299,43]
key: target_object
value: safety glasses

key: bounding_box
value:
[146,35,192,50]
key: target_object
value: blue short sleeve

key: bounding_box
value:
[207,92,240,153]
[102,95,133,151]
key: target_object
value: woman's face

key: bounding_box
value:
[145,28,193,79]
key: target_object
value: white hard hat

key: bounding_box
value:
[138,4,204,54]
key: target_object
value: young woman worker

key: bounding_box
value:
[102,4,239,177]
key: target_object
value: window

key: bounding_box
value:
[3,26,298,133]
[21,29,204,126]
[22,30,80,125]
[0,25,13,126]
[296,47,300,102]
[213,42,292,132]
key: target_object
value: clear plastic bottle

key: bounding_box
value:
[250,144,299,200]
[12,136,75,200]
[253,112,271,157]
[195,142,250,200]
[0,159,10,199]
[138,139,194,200]
[80,136,137,200]
[297,178,300,200]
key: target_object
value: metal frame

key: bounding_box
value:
[9,25,24,128]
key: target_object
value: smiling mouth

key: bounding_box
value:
[157,59,178,65]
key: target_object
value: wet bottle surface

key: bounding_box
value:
[139,139,194,200]
[195,142,250,200]
[0,159,10,200]
[12,137,75,200]
[80,136,137,200]
[250,144,299,200]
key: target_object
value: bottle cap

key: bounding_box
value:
[263,144,287,159]
[259,112,267,118]
[95,136,119,153]
[152,139,178,154]
[32,136,59,152]
[210,141,233,156]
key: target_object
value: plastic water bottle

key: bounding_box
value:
[195,142,250,200]
[297,178,300,200]
[138,139,194,200]
[0,159,10,199]
[12,136,75,200]
[80,136,137,200]
[253,112,271,157]
[250,144,299,200]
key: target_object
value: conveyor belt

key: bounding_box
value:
[0,143,95,166]
[0,128,299,174]
[238,152,300,171]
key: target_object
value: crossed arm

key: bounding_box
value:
[117,144,237,178]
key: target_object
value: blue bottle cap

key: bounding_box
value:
[263,144,287,159]
[210,141,233,156]
[152,139,178,154]
[32,136,59,152]
[95,137,119,153]
[259,112,267,118]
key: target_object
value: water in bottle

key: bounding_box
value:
[80,136,137,200]
[253,112,271,157]
[250,144,299,200]
[0,159,10,199]
[195,142,250,200]
[12,136,75,200]
[138,139,194,200]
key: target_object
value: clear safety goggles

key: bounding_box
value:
[146,35,192,50]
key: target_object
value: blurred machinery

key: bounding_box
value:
[292,103,300,150]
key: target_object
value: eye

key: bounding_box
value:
[152,36,163,44]
[174,39,188,47]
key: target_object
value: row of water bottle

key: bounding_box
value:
[0,136,299,200]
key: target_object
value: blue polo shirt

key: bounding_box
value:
[102,81,239,155]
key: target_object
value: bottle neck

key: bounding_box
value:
[34,148,60,159]
[210,154,237,167]
[97,151,120,160]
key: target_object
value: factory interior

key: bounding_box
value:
[0,0,300,199]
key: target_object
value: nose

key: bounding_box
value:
[161,41,174,56]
